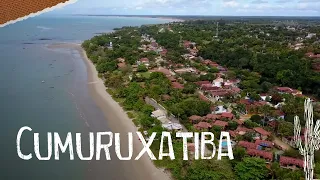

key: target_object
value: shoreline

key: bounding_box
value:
[47,43,171,180]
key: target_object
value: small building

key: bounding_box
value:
[172,82,184,89]
[212,120,228,130]
[189,115,202,124]
[238,141,257,149]
[221,112,234,120]
[247,149,273,162]
[279,156,304,170]
[205,114,221,121]
[254,127,271,140]
[194,122,212,131]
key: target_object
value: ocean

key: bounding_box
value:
[0,15,172,180]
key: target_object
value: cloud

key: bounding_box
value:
[275,0,290,3]
[251,0,268,4]
[222,0,239,8]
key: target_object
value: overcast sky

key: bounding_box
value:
[51,0,320,16]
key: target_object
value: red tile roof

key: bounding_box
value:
[247,149,273,161]
[238,141,257,149]
[254,127,271,136]
[280,156,304,168]
[198,94,210,102]
[221,112,234,119]
[189,115,202,123]
[172,82,184,89]
[255,140,274,148]
[228,130,237,137]
[205,114,221,120]
[195,81,211,86]
[140,58,149,62]
[194,122,212,130]
[212,120,228,128]
[151,68,172,76]
[236,127,254,134]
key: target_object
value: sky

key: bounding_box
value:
[50,0,320,16]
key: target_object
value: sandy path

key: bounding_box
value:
[48,43,171,180]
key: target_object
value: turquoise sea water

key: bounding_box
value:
[0,15,172,180]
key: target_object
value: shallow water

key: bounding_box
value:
[0,15,172,180]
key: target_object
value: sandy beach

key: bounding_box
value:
[48,43,171,180]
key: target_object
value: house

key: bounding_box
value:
[235,127,253,135]
[255,140,274,149]
[194,122,212,130]
[228,130,237,138]
[221,112,234,120]
[238,141,257,149]
[212,77,224,87]
[189,115,202,124]
[260,94,271,101]
[195,81,211,86]
[276,87,302,96]
[214,105,227,114]
[254,127,271,140]
[138,58,150,67]
[279,156,304,169]
[172,82,184,89]
[205,114,221,121]
[247,149,273,162]
[160,49,167,56]
[209,90,230,101]
[212,120,228,129]
[150,67,173,77]
[199,94,210,102]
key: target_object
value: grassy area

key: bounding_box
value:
[137,72,151,78]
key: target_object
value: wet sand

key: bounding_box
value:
[48,43,171,180]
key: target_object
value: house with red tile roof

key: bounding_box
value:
[221,112,234,120]
[247,149,273,162]
[235,126,253,135]
[255,140,274,149]
[199,94,210,102]
[195,81,211,86]
[189,115,202,124]
[194,122,212,130]
[279,156,304,169]
[212,120,228,129]
[172,82,184,89]
[238,141,257,149]
[254,127,271,140]
[228,130,237,138]
[150,67,173,77]
[205,114,221,121]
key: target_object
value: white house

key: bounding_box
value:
[212,77,224,87]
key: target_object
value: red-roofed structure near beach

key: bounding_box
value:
[194,122,212,130]
[221,112,234,120]
[255,140,274,148]
[238,141,257,149]
[247,149,273,161]
[172,82,184,89]
[280,156,304,169]
[212,120,228,129]
[254,127,271,140]
[189,115,202,124]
